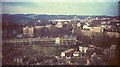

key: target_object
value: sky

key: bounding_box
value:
[1,0,119,16]
[2,0,120,2]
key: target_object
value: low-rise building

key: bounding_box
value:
[83,25,90,29]
[51,19,71,23]
[55,37,61,44]
[81,30,100,37]
[105,31,120,38]
[55,22,63,28]
[35,26,45,29]
[89,27,104,33]
[60,49,75,58]
[73,51,80,57]
[79,46,88,53]
[83,26,104,33]
[77,23,81,27]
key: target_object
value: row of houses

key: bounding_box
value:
[4,36,77,45]
[81,27,120,38]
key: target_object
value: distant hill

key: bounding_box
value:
[2,14,118,25]
[2,14,89,24]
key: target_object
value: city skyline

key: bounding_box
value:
[2,2,119,16]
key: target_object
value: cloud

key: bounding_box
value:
[2,4,36,14]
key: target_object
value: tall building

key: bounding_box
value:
[28,27,34,35]
[23,26,34,36]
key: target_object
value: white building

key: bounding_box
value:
[35,26,45,29]
[79,46,83,52]
[55,22,63,28]
[79,46,88,53]
[55,37,61,44]
[77,23,81,27]
[105,32,120,38]
[73,51,80,57]
[83,25,90,29]
[60,49,75,58]
[38,20,41,22]
[83,25,104,33]
[51,19,71,23]
[23,26,28,35]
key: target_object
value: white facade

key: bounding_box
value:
[79,46,83,52]
[55,22,63,28]
[83,47,88,53]
[51,19,71,22]
[79,46,88,53]
[73,51,79,57]
[77,23,81,27]
[55,37,61,44]
[61,52,65,57]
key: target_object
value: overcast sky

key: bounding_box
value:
[2,0,120,2]
[2,0,119,16]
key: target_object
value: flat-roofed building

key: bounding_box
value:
[83,26,104,33]
[79,46,88,53]
[77,23,81,27]
[55,22,63,28]
[23,26,34,36]
[60,49,75,58]
[23,26,28,35]
[28,27,34,35]
[90,27,104,33]
[51,19,71,23]
[83,25,90,29]
[105,31,120,38]
[35,26,45,29]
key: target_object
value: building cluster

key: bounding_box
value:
[22,16,120,38]
[3,16,119,65]
[54,44,116,65]
[3,43,115,65]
